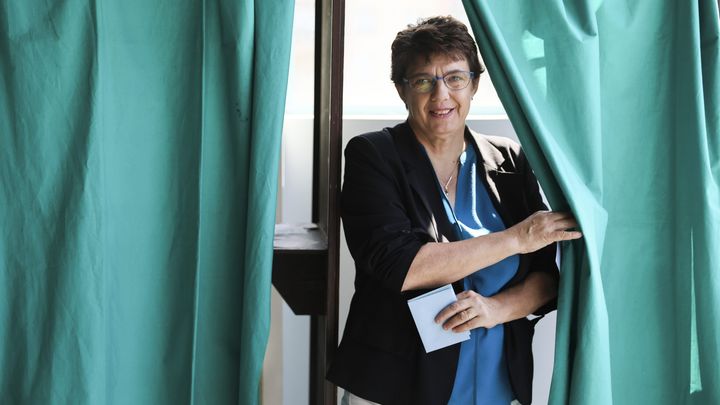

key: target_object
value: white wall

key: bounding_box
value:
[264,116,557,405]
[263,117,313,405]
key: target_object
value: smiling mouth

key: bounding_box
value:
[429,108,454,117]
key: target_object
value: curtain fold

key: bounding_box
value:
[462,1,719,404]
[0,1,294,404]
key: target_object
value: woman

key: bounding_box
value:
[327,16,581,405]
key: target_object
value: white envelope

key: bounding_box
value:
[407,284,470,353]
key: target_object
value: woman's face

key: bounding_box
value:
[396,53,478,142]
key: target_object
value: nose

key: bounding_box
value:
[430,77,450,101]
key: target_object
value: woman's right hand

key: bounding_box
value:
[506,211,582,254]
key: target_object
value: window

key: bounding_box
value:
[343,0,506,117]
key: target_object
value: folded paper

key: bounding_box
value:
[407,284,470,353]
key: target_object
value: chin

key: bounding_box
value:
[429,121,464,135]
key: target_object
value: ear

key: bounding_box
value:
[395,83,408,109]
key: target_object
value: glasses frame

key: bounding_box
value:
[402,71,476,94]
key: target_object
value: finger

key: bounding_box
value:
[553,230,583,241]
[434,300,470,324]
[532,212,573,229]
[543,211,572,220]
[452,316,482,333]
[553,218,579,230]
[435,291,476,323]
[442,307,475,330]
[565,231,583,240]
[546,210,580,219]
[455,290,474,300]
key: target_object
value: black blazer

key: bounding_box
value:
[327,122,558,405]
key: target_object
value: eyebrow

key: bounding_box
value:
[406,69,467,78]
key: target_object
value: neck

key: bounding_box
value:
[410,124,465,162]
[409,122,465,200]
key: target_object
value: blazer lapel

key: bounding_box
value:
[393,123,467,294]
[392,123,459,243]
[469,129,537,287]
[468,129,520,227]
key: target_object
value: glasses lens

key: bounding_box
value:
[405,72,473,93]
[444,72,471,90]
[409,76,435,93]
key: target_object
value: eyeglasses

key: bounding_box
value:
[402,71,475,93]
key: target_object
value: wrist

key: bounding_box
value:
[500,227,523,255]
[483,295,508,327]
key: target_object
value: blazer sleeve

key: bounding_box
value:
[341,135,431,294]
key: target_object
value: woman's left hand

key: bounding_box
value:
[434,290,505,333]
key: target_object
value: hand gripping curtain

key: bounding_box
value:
[462,1,719,404]
[0,1,294,404]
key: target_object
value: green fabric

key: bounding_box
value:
[462,1,719,404]
[0,1,294,404]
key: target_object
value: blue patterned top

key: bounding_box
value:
[440,144,520,405]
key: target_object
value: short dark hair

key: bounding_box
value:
[390,16,485,84]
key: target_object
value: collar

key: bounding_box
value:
[391,121,515,238]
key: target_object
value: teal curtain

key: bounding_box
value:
[462,1,719,404]
[0,1,294,404]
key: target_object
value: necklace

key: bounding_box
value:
[431,141,464,196]
[440,160,459,196]
[442,172,454,195]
